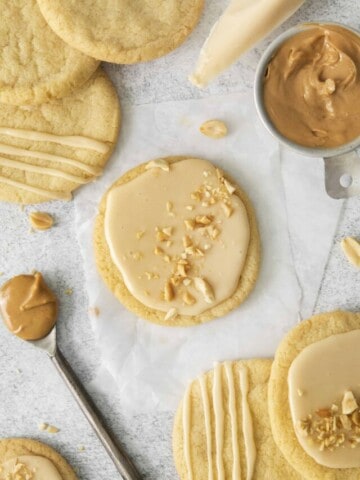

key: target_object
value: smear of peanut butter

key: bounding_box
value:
[263,25,360,148]
[0,272,57,340]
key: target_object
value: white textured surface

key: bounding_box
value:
[0,1,359,479]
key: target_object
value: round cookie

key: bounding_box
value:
[0,68,120,204]
[36,0,204,64]
[0,0,99,106]
[173,359,302,479]
[269,310,360,480]
[0,438,77,479]
[94,156,260,327]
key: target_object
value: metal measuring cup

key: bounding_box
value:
[254,22,360,199]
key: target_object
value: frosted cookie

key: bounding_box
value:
[0,69,120,204]
[36,0,204,64]
[173,360,302,479]
[94,157,260,327]
[0,0,99,106]
[0,438,77,479]
[269,310,360,480]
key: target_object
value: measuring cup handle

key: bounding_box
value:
[51,348,141,480]
[324,150,360,199]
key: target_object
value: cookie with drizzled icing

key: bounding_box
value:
[173,359,302,479]
[0,69,120,204]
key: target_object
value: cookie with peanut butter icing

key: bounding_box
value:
[0,68,120,204]
[173,359,302,480]
[36,0,204,64]
[0,0,99,106]
[94,156,260,327]
[269,310,360,480]
[0,438,77,480]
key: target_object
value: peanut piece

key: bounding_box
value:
[193,277,215,303]
[29,211,54,230]
[341,237,360,268]
[145,159,170,171]
[200,119,228,139]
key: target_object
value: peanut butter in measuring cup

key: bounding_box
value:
[255,23,360,199]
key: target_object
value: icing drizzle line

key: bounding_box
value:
[185,363,257,480]
[0,156,91,185]
[0,142,101,176]
[224,362,242,480]
[240,366,256,480]
[199,375,214,480]
[213,362,225,480]
[183,383,193,480]
[0,127,109,153]
[0,175,71,200]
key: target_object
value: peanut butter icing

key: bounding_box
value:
[0,272,57,340]
[0,455,63,480]
[263,24,360,148]
[104,158,250,318]
[288,330,360,468]
[190,0,304,88]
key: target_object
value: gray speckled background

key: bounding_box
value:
[0,1,359,479]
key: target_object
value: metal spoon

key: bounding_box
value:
[28,326,141,480]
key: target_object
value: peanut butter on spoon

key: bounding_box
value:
[0,272,57,340]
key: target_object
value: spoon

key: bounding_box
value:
[28,326,141,480]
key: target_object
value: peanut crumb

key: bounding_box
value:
[29,211,54,231]
[184,219,195,231]
[164,281,174,302]
[65,288,73,296]
[136,230,145,240]
[191,192,201,202]
[144,272,160,280]
[46,425,60,434]
[200,119,228,139]
[194,277,215,303]
[342,390,358,414]
[341,237,360,268]
[183,235,192,248]
[164,308,177,321]
[223,179,236,195]
[145,159,170,172]
[221,202,233,218]
[183,291,196,305]
[89,306,100,316]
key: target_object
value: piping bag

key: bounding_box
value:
[190,0,305,88]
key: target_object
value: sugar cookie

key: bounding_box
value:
[94,157,260,326]
[0,0,99,106]
[36,0,204,64]
[269,310,360,480]
[0,438,77,479]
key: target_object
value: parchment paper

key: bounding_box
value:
[74,92,343,414]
